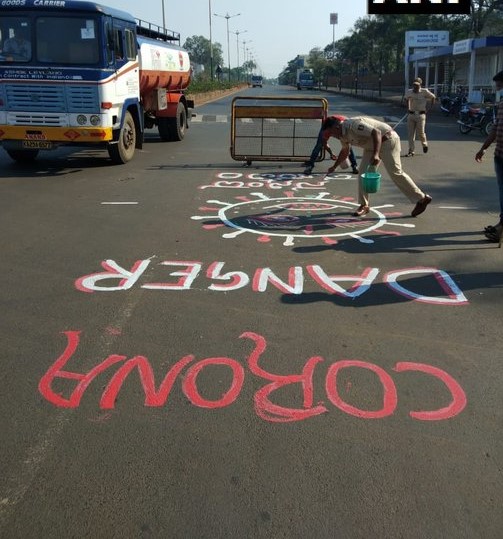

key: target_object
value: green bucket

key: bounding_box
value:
[362,167,381,193]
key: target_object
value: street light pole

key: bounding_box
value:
[231,30,247,81]
[242,39,252,83]
[161,0,166,30]
[214,12,240,82]
[208,0,213,79]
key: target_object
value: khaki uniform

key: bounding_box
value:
[405,87,436,153]
[339,117,426,206]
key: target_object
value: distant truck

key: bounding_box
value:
[296,68,315,90]
[0,1,193,164]
[251,75,263,88]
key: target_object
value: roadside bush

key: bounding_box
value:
[187,80,236,93]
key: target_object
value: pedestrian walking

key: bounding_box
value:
[326,116,432,217]
[475,70,503,243]
[303,115,359,175]
[405,77,436,156]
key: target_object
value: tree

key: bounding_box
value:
[182,35,224,78]
[319,2,502,80]
[307,47,329,85]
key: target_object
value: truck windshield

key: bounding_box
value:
[0,15,100,65]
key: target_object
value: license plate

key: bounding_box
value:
[22,140,53,149]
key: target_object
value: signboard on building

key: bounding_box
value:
[453,39,472,55]
[406,31,449,48]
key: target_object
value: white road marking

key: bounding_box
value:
[101,202,138,205]
[438,206,477,210]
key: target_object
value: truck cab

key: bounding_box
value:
[251,75,263,88]
[296,69,314,90]
[0,0,192,165]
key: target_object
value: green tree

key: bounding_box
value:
[182,35,224,78]
[320,2,502,80]
[278,58,299,86]
[307,47,329,85]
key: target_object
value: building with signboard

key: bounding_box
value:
[408,36,503,102]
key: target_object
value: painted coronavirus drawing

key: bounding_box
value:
[192,191,414,247]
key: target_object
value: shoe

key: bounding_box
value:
[485,230,502,243]
[406,151,414,157]
[423,146,428,153]
[484,223,502,242]
[411,195,432,217]
[303,166,313,175]
[352,205,370,217]
[484,224,500,233]
[351,166,359,174]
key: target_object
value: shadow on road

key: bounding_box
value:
[281,270,502,308]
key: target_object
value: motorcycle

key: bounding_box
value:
[457,103,496,136]
[440,94,466,116]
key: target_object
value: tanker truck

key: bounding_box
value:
[0,1,193,164]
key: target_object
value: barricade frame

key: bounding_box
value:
[230,96,328,165]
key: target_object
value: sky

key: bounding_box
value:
[98,0,369,78]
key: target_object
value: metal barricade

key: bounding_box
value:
[230,96,328,165]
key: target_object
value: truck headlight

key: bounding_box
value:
[77,115,87,125]
[90,115,101,126]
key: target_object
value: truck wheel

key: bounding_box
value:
[6,149,39,163]
[108,111,136,164]
[158,103,187,142]
[170,102,187,141]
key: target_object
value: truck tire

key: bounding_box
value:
[170,102,187,141]
[158,102,186,142]
[107,111,136,164]
[6,149,39,163]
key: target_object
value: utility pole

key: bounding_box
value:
[208,0,213,79]
[330,13,338,61]
[232,30,247,81]
[214,12,241,82]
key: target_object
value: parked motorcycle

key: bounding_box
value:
[440,94,466,116]
[457,103,496,136]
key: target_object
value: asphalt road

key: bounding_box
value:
[0,85,502,539]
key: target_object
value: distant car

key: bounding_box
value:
[251,75,263,88]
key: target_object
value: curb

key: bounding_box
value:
[188,86,247,109]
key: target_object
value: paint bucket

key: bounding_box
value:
[361,166,381,193]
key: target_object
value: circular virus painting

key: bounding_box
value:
[192,191,414,246]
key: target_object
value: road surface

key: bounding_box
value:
[0,84,502,539]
